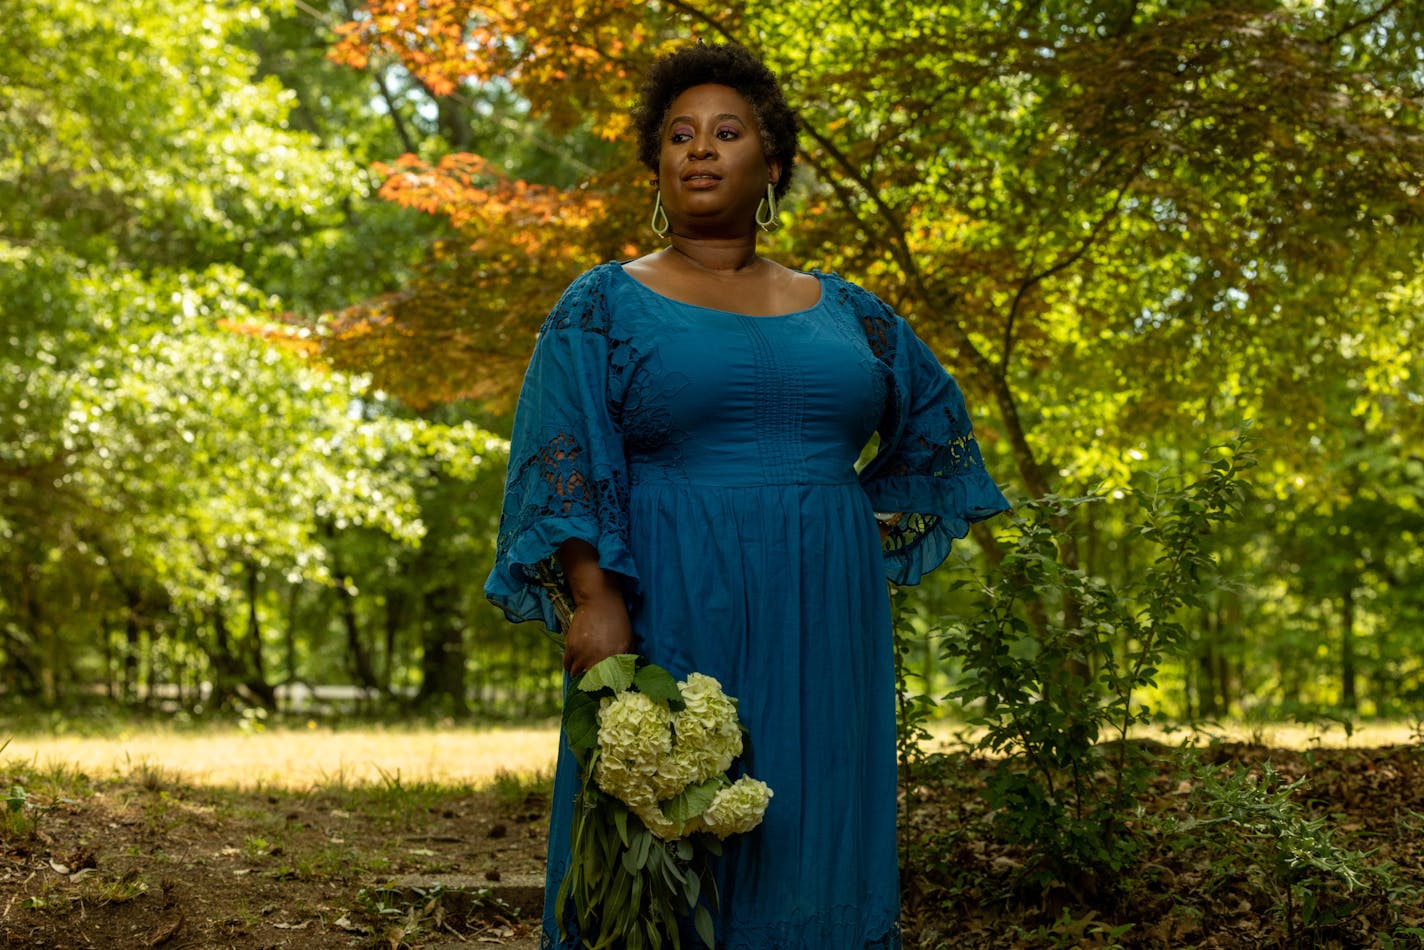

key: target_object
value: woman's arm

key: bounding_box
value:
[556,538,634,675]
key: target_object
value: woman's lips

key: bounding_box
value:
[682,171,722,189]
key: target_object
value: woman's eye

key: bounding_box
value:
[717,127,738,140]
[669,126,693,143]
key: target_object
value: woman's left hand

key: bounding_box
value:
[562,592,634,676]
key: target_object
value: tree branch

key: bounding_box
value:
[1322,0,1404,46]
[373,67,419,154]
[999,157,1143,377]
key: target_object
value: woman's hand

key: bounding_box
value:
[876,512,902,543]
[556,538,634,675]
[563,592,634,676]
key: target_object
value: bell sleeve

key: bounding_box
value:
[856,293,1010,586]
[484,266,639,631]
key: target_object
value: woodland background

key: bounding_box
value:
[3,0,1423,729]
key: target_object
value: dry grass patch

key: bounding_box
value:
[4,724,559,789]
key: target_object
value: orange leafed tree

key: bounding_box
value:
[318,153,631,410]
[318,0,1424,508]
[329,0,683,126]
[309,1,718,409]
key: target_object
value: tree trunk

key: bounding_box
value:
[143,620,157,711]
[1196,651,1218,719]
[337,577,381,692]
[284,580,300,688]
[437,96,473,151]
[1340,583,1358,712]
[244,564,276,710]
[209,604,243,709]
[1196,600,1228,719]
[103,618,116,702]
[384,586,407,691]
[416,582,468,715]
[123,591,141,704]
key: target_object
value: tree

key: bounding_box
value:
[0,0,508,709]
[320,0,1424,715]
[324,0,1424,482]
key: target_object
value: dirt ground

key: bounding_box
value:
[0,773,549,949]
[3,735,1423,949]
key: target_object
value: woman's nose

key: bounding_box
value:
[687,134,716,158]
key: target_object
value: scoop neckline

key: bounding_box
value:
[612,260,827,319]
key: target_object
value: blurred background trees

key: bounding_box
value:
[2,0,1421,721]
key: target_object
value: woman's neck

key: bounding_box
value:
[666,236,761,275]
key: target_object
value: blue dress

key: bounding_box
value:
[485,262,1008,949]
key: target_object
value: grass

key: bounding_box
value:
[923,716,1421,755]
[2,722,559,790]
[6,715,1415,795]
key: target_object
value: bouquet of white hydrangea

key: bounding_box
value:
[555,654,773,950]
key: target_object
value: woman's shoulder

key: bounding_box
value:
[561,260,662,308]
[557,261,624,301]
[806,269,915,365]
[811,269,902,327]
[535,263,620,334]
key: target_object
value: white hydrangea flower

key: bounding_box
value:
[671,673,743,784]
[700,777,773,839]
[594,754,657,809]
[593,691,673,806]
[584,668,771,844]
[650,743,702,801]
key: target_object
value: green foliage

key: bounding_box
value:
[3,0,1423,727]
[1174,760,1392,944]
[1009,909,1133,949]
[0,0,530,714]
[578,654,640,695]
[891,586,939,786]
[485,766,555,805]
[942,436,1253,888]
[296,0,1424,728]
[2,783,35,839]
[0,0,357,274]
[559,785,719,950]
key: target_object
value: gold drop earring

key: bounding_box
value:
[651,191,670,238]
[755,182,780,232]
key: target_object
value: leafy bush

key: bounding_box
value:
[1172,759,1393,945]
[938,436,1253,892]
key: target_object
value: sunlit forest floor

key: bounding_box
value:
[4,718,1415,789]
[6,723,563,789]
[1,720,1421,947]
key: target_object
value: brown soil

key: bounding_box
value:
[0,774,549,949]
[3,743,1422,949]
[903,742,1424,948]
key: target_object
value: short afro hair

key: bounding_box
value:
[633,43,800,200]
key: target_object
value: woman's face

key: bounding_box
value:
[657,83,779,234]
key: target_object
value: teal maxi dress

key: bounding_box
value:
[485,261,1009,949]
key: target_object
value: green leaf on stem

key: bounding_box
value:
[694,904,716,949]
[563,689,603,754]
[580,653,638,693]
[614,803,630,847]
[623,827,653,873]
[685,864,701,908]
[633,662,684,706]
[663,778,721,824]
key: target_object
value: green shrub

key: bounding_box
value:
[939,435,1253,892]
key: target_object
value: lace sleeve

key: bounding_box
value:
[484,266,639,631]
[852,290,1010,585]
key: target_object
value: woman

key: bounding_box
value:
[486,42,1009,949]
